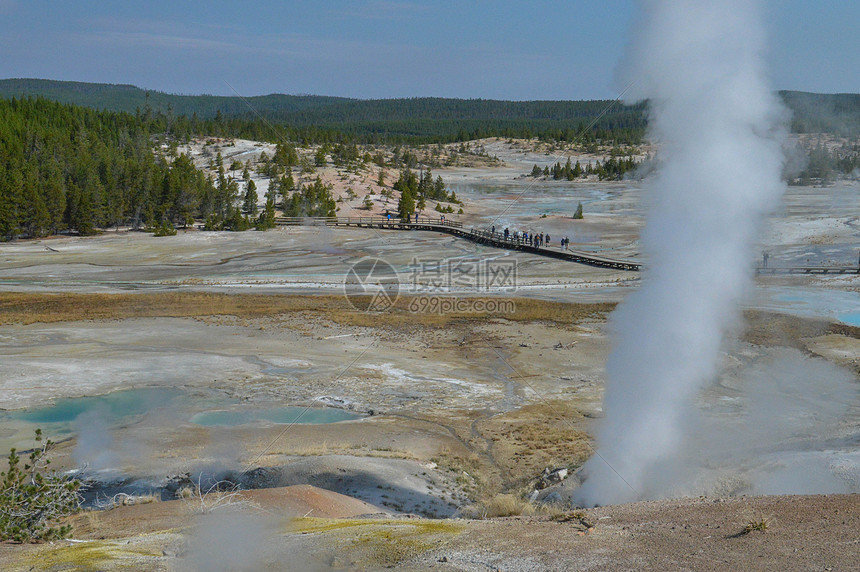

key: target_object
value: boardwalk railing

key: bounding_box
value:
[756,266,860,275]
[275,216,640,271]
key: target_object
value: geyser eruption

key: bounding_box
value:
[575,0,787,506]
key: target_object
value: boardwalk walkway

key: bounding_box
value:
[276,216,860,275]
[276,216,641,271]
[756,266,859,275]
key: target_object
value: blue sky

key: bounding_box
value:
[0,1,856,99]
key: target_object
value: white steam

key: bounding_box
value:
[180,509,280,572]
[642,348,860,498]
[575,0,788,505]
[73,407,118,471]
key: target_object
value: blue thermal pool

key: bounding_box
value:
[840,312,860,328]
[8,388,182,426]
[190,406,361,427]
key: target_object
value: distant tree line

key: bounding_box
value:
[780,91,860,136]
[789,140,860,185]
[3,81,860,146]
[530,154,640,181]
[0,80,649,146]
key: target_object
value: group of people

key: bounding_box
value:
[492,225,571,250]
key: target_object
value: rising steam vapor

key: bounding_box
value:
[180,509,280,572]
[575,0,787,506]
[73,407,118,471]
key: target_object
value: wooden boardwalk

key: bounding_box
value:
[276,216,860,275]
[276,216,642,271]
[756,266,860,275]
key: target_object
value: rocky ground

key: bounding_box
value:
[2,490,857,571]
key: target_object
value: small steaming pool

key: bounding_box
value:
[190,406,361,426]
[1,389,361,446]
[8,388,182,426]
[0,388,184,451]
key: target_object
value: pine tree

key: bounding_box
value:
[0,429,82,542]
[44,171,66,235]
[0,168,23,240]
[255,197,276,230]
[314,147,327,167]
[397,186,415,220]
[228,206,247,231]
[242,180,258,215]
[434,176,446,200]
[279,172,295,207]
[22,175,50,238]
[72,184,97,236]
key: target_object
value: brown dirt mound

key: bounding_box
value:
[247,484,387,519]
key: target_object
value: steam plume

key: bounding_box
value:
[575,0,787,505]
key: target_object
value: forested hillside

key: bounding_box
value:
[2,83,859,240]
[0,97,267,240]
[780,91,860,135]
[0,79,347,119]
[0,79,646,144]
[3,80,859,145]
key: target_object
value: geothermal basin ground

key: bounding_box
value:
[0,141,859,570]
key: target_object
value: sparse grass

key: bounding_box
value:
[0,292,337,325]
[0,292,614,329]
[289,518,462,568]
[356,528,433,566]
[743,513,771,534]
[460,493,535,518]
[478,401,592,489]
[266,441,418,460]
[20,539,162,571]
[431,447,492,500]
[460,492,576,520]
[743,310,860,352]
